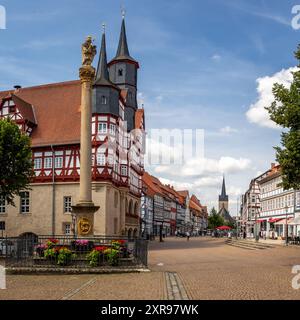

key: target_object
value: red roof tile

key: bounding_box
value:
[0,81,81,147]
[11,94,37,125]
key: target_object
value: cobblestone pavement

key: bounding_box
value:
[1,237,300,300]
[149,237,300,300]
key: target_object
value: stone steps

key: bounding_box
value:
[225,239,274,250]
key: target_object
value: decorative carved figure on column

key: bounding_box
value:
[81,36,97,66]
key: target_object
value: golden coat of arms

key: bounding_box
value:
[77,217,92,235]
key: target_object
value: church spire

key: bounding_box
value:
[113,13,137,63]
[95,24,112,86]
[219,176,228,202]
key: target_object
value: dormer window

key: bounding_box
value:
[9,105,16,113]
[118,69,123,76]
[101,96,107,105]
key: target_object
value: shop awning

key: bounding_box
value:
[274,218,292,225]
[288,216,300,225]
[268,218,282,223]
[256,219,265,223]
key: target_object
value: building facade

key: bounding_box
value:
[241,163,300,239]
[142,172,208,237]
[240,178,260,237]
[0,17,145,238]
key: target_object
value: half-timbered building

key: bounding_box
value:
[0,17,145,238]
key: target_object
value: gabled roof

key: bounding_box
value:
[258,163,281,184]
[0,81,81,147]
[189,199,202,213]
[142,172,207,209]
[190,194,201,206]
[11,94,37,125]
[177,190,189,199]
[218,207,235,224]
[142,172,163,197]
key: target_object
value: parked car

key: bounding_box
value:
[0,239,16,256]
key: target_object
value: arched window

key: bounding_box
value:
[118,69,123,76]
[101,96,107,104]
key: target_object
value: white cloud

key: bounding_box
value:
[219,126,238,134]
[211,54,221,61]
[246,67,297,128]
[152,156,251,177]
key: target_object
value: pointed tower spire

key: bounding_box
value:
[113,13,137,62]
[219,175,228,202]
[95,24,113,86]
[221,175,226,197]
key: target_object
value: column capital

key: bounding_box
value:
[79,65,96,83]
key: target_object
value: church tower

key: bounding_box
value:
[92,27,120,117]
[108,13,139,131]
[218,176,229,211]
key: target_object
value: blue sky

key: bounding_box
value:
[1,0,300,214]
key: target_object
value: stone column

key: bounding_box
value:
[78,66,94,206]
[72,37,99,237]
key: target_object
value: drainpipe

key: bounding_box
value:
[51,145,56,236]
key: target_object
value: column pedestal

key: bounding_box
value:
[72,203,99,237]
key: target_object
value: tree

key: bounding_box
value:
[208,207,225,229]
[0,119,33,205]
[266,44,300,190]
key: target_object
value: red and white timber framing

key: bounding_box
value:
[0,96,144,197]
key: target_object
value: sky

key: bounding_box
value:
[1,0,300,215]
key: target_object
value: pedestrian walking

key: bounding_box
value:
[186,231,190,241]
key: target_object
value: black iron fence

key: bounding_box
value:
[0,235,148,269]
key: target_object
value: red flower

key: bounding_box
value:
[94,246,108,252]
[113,240,126,245]
[47,238,59,244]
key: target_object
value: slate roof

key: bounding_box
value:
[218,206,235,224]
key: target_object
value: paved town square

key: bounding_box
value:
[2,1,300,306]
[1,237,300,300]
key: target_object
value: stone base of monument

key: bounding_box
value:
[71,202,99,237]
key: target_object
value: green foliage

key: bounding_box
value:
[208,207,225,229]
[87,250,100,267]
[0,119,33,205]
[57,248,75,266]
[44,248,56,259]
[266,44,300,190]
[104,248,119,266]
[210,207,217,215]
